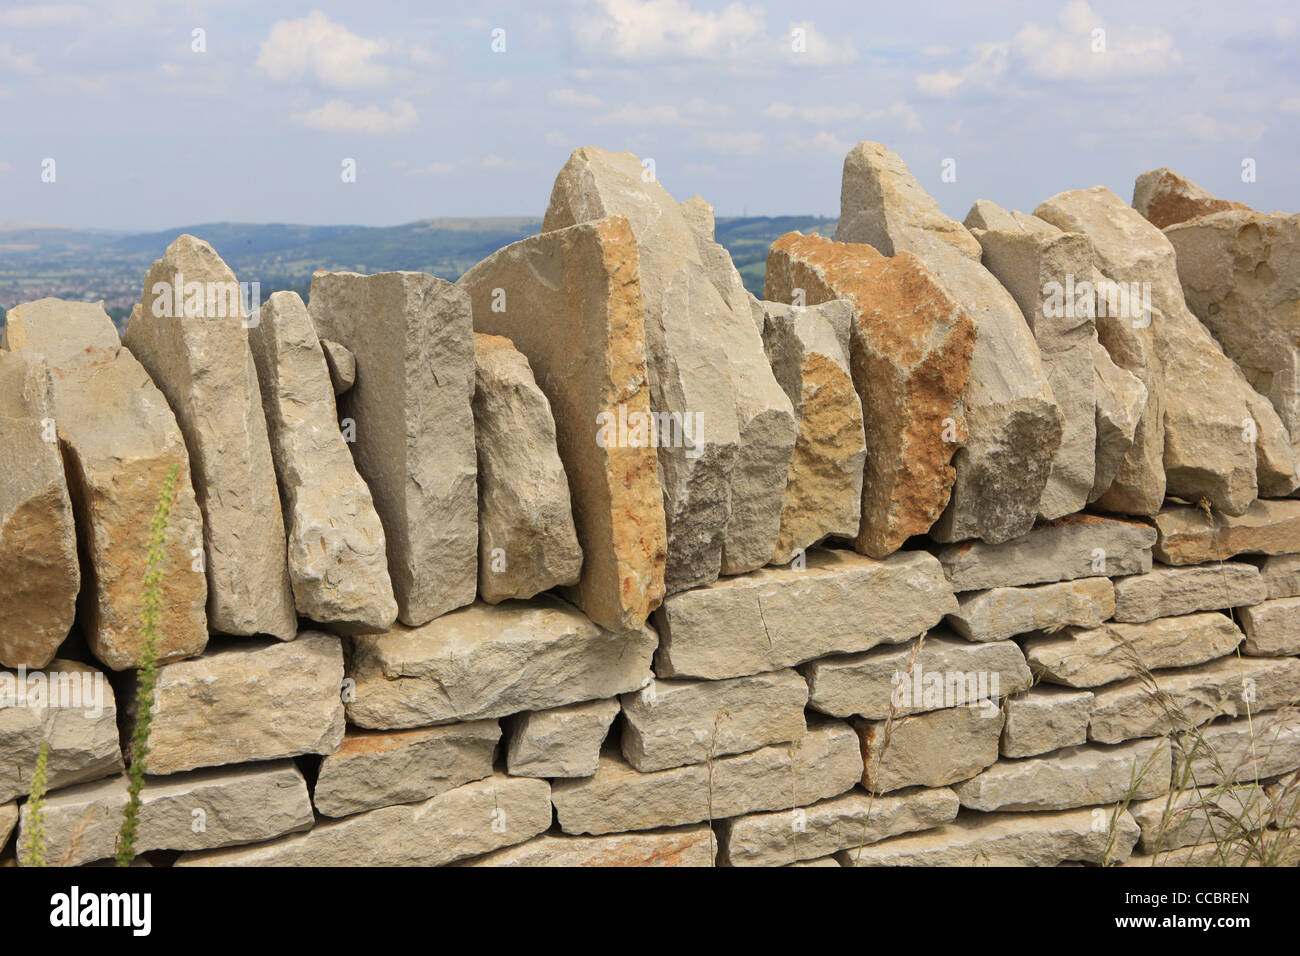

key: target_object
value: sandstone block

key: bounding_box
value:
[319,339,355,394]
[1091,338,1148,501]
[1111,562,1266,623]
[462,824,715,867]
[1173,711,1300,786]
[1001,687,1094,758]
[856,705,1004,793]
[1152,499,1300,564]
[1240,596,1300,656]
[1259,553,1300,599]
[1133,167,1251,229]
[1130,785,1272,854]
[505,699,620,778]
[946,578,1114,642]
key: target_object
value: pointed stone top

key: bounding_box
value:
[1133,167,1251,229]
[2,298,120,368]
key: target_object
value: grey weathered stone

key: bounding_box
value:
[1088,656,1300,744]
[471,333,582,603]
[551,719,860,835]
[802,631,1031,720]
[126,632,346,774]
[620,669,807,771]
[856,705,1004,793]
[973,228,1097,519]
[1111,562,1266,623]
[1240,596,1300,656]
[1001,687,1094,758]
[314,719,500,817]
[953,738,1171,811]
[1090,338,1148,501]
[946,578,1114,642]
[7,301,209,668]
[124,235,296,639]
[1132,167,1251,230]
[653,548,956,680]
[0,659,122,803]
[1173,711,1300,786]
[759,299,866,563]
[543,148,745,592]
[1259,553,1300,599]
[176,774,551,867]
[935,514,1155,592]
[0,355,79,670]
[1023,612,1244,689]
[346,595,656,729]
[718,787,959,867]
[963,199,1057,234]
[1153,499,1300,565]
[17,761,314,867]
[835,142,1063,544]
[0,803,15,850]
[505,699,620,778]
[457,218,666,632]
[1130,785,1272,853]
[308,270,477,626]
[835,807,1140,866]
[319,339,355,394]
[250,290,397,634]
[462,824,716,867]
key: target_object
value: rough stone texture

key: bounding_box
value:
[1174,711,1300,786]
[1130,785,1272,853]
[346,595,656,729]
[758,299,866,563]
[620,669,808,771]
[1240,596,1300,656]
[856,706,1004,793]
[0,803,15,850]
[0,659,123,803]
[835,807,1140,866]
[18,761,314,867]
[123,235,296,639]
[953,738,1172,811]
[1091,338,1148,501]
[803,631,1031,720]
[471,333,582,603]
[175,774,551,867]
[1241,382,1299,496]
[458,218,666,632]
[1122,833,1300,867]
[249,290,397,633]
[935,514,1156,592]
[1023,612,1244,689]
[1259,553,1300,599]
[127,632,346,775]
[0,356,80,670]
[505,699,620,778]
[543,148,746,592]
[718,787,960,867]
[6,301,209,669]
[1133,167,1251,230]
[653,548,956,680]
[1166,209,1300,460]
[764,232,975,557]
[1153,499,1300,564]
[308,269,477,626]
[835,142,1063,544]
[462,824,715,867]
[679,195,715,242]
[946,578,1115,643]
[1001,687,1094,758]
[1111,562,1266,623]
[314,719,500,817]
[319,339,355,395]
[1088,656,1300,744]
[973,228,1097,519]
[551,719,860,835]
[1035,189,1167,515]
[963,199,1056,234]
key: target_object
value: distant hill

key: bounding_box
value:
[0,215,838,330]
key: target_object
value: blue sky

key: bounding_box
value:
[1,0,1296,229]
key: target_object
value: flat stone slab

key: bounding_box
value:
[346,595,656,729]
[1022,612,1244,688]
[1240,597,1300,656]
[946,578,1114,642]
[935,514,1155,592]
[17,761,314,866]
[1173,711,1300,786]
[1001,687,1094,758]
[1111,562,1266,623]
[314,719,501,817]
[802,631,1031,720]
[127,632,346,775]
[460,824,716,867]
[1153,500,1300,565]
[856,705,1004,793]
[620,669,808,771]
[653,548,956,680]
[505,699,620,778]
[1259,554,1300,599]
[1130,784,1273,853]
[718,787,959,867]
[551,720,860,835]
[175,774,551,867]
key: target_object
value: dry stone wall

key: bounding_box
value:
[2,146,1299,868]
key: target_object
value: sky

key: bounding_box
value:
[0,0,1296,230]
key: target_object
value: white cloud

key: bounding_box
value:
[597,103,683,125]
[917,43,1008,97]
[865,100,922,133]
[784,21,857,66]
[482,154,507,168]
[1178,112,1268,145]
[292,98,417,134]
[0,43,40,75]
[703,130,763,154]
[798,104,861,125]
[546,130,572,145]
[797,130,853,155]
[762,101,795,119]
[0,4,87,27]
[550,88,603,108]
[259,11,389,89]
[1279,97,1300,114]
[575,0,766,61]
